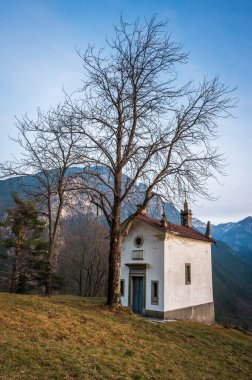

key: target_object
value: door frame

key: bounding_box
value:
[126,264,147,315]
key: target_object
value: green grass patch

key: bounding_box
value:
[0,293,251,379]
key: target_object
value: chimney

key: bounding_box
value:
[184,199,188,210]
[205,221,212,239]
[137,204,147,215]
[180,199,192,228]
[161,209,168,228]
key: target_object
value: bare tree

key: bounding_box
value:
[0,106,84,295]
[58,212,109,297]
[64,17,236,306]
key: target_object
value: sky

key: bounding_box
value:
[0,0,251,224]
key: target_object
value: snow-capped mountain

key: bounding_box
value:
[192,218,207,230]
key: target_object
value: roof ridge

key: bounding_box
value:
[137,214,212,243]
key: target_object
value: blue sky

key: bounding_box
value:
[0,0,251,224]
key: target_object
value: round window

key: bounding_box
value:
[134,235,144,248]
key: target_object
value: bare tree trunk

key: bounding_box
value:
[45,201,63,296]
[45,248,53,296]
[85,265,92,297]
[107,166,122,306]
[10,250,19,293]
[107,209,122,306]
[78,268,83,296]
[45,240,56,296]
[10,228,23,293]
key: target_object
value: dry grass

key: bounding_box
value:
[0,294,251,379]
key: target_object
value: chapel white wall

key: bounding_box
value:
[164,236,213,311]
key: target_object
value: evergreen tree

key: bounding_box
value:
[0,192,47,293]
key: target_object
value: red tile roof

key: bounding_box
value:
[137,214,212,243]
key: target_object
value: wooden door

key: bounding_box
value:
[132,276,144,315]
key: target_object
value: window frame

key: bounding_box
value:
[134,234,144,249]
[151,280,159,305]
[185,263,191,285]
[120,279,125,297]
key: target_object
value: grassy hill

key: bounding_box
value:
[0,294,251,379]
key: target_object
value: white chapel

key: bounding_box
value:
[121,201,214,323]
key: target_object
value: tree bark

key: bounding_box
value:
[45,258,53,296]
[10,251,18,293]
[45,241,54,296]
[45,199,63,296]
[10,228,23,293]
[78,268,83,297]
[107,220,122,306]
[106,164,122,307]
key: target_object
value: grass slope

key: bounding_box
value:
[0,294,251,380]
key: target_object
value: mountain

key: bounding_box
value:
[0,176,35,216]
[0,171,181,223]
[192,217,207,230]
[212,217,252,267]
[192,216,252,268]
[212,240,252,328]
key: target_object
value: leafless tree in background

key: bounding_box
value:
[0,106,85,295]
[58,212,109,297]
[64,17,236,306]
